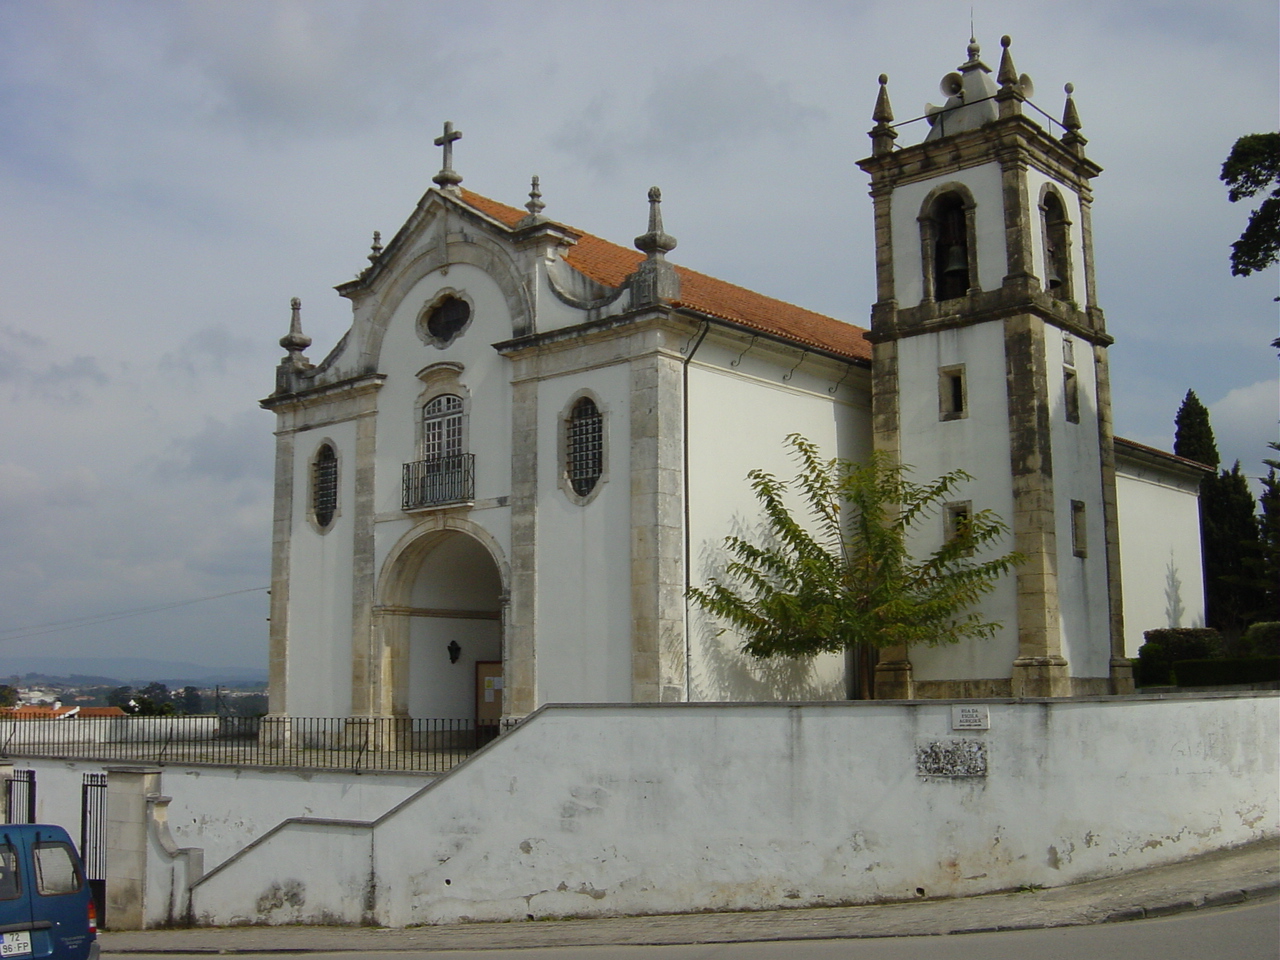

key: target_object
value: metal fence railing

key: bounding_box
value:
[0,716,514,774]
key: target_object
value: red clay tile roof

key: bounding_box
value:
[4,705,128,719]
[459,189,871,362]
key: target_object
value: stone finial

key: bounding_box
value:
[1061,82,1088,154]
[634,187,677,257]
[965,35,981,66]
[630,187,679,305]
[525,176,545,219]
[280,297,312,365]
[368,231,383,264]
[870,73,898,156]
[432,120,463,190]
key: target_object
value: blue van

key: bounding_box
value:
[0,825,98,960]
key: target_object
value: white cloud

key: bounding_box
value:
[1210,379,1279,480]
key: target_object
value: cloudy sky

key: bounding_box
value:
[0,0,1275,675]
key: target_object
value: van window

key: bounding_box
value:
[33,842,82,896]
[0,842,20,899]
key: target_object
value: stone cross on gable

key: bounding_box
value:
[432,121,463,189]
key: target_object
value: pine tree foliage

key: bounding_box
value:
[1220,132,1280,277]
[687,435,1023,659]
[1174,390,1220,468]
[1238,444,1280,622]
[1203,461,1265,637]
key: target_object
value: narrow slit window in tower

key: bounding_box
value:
[1064,367,1080,424]
[1071,500,1087,558]
[939,364,967,420]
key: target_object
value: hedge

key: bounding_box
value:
[1172,657,1280,687]
[1136,628,1224,687]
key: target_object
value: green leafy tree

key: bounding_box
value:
[180,685,203,715]
[687,435,1022,694]
[1220,132,1279,276]
[0,685,17,708]
[106,686,135,712]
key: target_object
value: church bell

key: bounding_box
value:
[1045,250,1064,289]
[941,243,968,277]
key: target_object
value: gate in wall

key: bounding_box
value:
[80,772,107,925]
[4,769,35,824]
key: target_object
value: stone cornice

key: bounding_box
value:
[260,372,386,413]
[868,285,1112,346]
[857,114,1102,193]
[494,307,871,371]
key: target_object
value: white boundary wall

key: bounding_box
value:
[15,694,1279,928]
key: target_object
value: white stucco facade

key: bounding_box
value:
[264,39,1207,719]
[1115,441,1211,656]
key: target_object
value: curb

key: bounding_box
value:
[99,881,1280,954]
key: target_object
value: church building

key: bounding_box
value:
[262,37,1207,721]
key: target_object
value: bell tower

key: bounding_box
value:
[857,36,1132,699]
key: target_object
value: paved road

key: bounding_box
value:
[108,899,1279,959]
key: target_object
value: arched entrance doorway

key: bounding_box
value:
[376,525,506,722]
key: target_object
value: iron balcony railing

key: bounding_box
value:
[0,716,514,774]
[403,453,475,510]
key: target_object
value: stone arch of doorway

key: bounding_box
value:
[370,517,510,720]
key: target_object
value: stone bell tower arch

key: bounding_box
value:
[857,36,1131,699]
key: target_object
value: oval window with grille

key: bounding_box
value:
[312,444,338,529]
[566,397,603,497]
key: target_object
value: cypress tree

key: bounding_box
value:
[1172,392,1264,640]
[1238,447,1280,623]
[1203,462,1264,639]
[1173,390,1219,468]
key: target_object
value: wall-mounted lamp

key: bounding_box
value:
[447,640,461,664]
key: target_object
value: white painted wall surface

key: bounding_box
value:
[1116,462,1207,657]
[287,420,357,716]
[174,694,1277,928]
[685,344,870,701]
[11,758,427,880]
[896,324,1019,681]
[890,163,1007,308]
[406,532,503,718]
[534,363,633,705]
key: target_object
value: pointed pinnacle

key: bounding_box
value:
[997,35,1018,88]
[1062,83,1082,132]
[873,74,894,124]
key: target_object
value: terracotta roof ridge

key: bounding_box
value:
[671,262,847,325]
[1115,436,1215,472]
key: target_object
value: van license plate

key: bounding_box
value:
[0,932,31,957]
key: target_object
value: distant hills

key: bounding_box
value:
[0,656,266,687]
